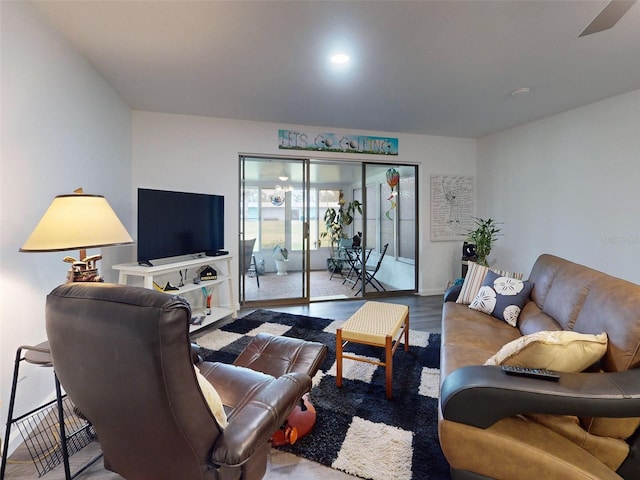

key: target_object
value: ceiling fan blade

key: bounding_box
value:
[579,0,636,36]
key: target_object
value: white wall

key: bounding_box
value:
[3,1,638,465]
[132,111,477,296]
[0,2,133,453]
[3,0,637,463]
[477,89,640,283]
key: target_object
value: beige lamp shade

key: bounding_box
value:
[20,192,133,252]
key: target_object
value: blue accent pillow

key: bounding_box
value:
[469,270,533,327]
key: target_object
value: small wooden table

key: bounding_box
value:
[336,301,409,399]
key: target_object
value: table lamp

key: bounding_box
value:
[20,188,134,282]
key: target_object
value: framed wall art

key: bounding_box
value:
[430,175,474,241]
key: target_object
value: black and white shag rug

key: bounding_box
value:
[194,309,450,480]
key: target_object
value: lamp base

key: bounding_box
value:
[65,251,104,282]
[67,267,103,282]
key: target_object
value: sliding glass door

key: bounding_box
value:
[240,156,309,305]
[358,163,418,295]
[239,156,418,306]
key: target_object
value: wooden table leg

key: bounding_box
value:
[336,328,343,388]
[385,334,393,399]
[404,309,410,352]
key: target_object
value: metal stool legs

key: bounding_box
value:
[1,342,100,480]
[1,344,66,479]
[55,373,72,480]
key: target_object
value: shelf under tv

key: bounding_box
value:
[113,254,237,334]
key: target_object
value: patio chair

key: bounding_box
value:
[342,244,373,286]
[241,238,260,288]
[355,243,389,295]
[329,238,353,280]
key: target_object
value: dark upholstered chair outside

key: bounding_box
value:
[45,283,310,480]
[241,238,259,288]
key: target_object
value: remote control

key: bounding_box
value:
[501,365,560,381]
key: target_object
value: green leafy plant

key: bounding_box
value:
[320,191,362,259]
[467,217,502,266]
[272,245,288,261]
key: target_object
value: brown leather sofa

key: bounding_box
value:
[439,254,640,480]
[45,283,312,480]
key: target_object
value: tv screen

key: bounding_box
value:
[137,188,224,264]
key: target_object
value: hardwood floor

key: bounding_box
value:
[242,270,402,303]
[2,294,443,479]
[243,294,443,333]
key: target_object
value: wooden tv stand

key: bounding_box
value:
[113,254,237,333]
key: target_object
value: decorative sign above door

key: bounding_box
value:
[278,129,398,156]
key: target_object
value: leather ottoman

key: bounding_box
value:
[234,333,328,445]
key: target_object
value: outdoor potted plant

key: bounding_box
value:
[467,217,502,266]
[320,191,362,272]
[272,245,289,275]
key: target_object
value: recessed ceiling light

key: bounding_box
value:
[330,53,350,64]
[511,87,531,96]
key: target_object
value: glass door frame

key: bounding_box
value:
[239,154,310,307]
[239,156,418,306]
[357,162,419,298]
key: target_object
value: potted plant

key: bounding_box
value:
[272,245,289,275]
[467,217,502,266]
[320,191,362,272]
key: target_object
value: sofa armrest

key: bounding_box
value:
[441,365,640,429]
[444,283,462,303]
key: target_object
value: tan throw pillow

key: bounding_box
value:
[485,331,608,372]
[456,262,490,304]
[194,365,228,428]
[492,268,524,281]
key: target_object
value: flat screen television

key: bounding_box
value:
[137,188,224,265]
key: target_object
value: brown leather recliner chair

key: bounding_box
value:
[45,283,311,480]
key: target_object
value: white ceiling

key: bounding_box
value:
[33,0,640,139]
